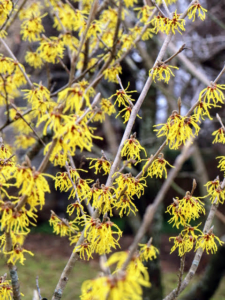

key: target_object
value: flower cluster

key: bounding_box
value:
[166,191,205,229]
[150,62,179,84]
[80,250,152,299]
[151,11,185,35]
[154,111,200,149]
[205,178,225,204]
[87,156,111,175]
[49,211,79,237]
[121,134,147,161]
[188,2,208,22]
[143,153,174,178]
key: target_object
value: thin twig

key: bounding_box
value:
[163,44,187,64]
[161,0,172,18]
[58,57,70,75]
[150,0,168,18]
[5,231,21,300]
[0,38,33,88]
[64,161,85,217]
[76,93,101,124]
[175,254,186,298]
[68,0,98,86]
[216,113,225,131]
[68,155,93,216]
[0,108,32,132]
[36,276,42,300]
[10,103,46,146]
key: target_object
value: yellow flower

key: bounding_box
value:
[0,203,37,234]
[114,173,146,199]
[52,4,86,31]
[60,32,79,52]
[23,83,51,104]
[154,112,200,150]
[166,11,186,35]
[37,110,72,136]
[169,234,195,256]
[212,127,225,144]
[150,62,179,84]
[19,2,42,20]
[103,64,122,83]
[20,12,47,42]
[121,135,147,161]
[205,178,220,195]
[84,218,122,255]
[169,224,203,256]
[167,208,186,229]
[217,156,225,174]
[139,241,159,262]
[86,21,102,38]
[194,100,220,121]
[25,51,43,69]
[14,165,33,196]
[199,83,225,105]
[181,224,203,240]
[90,184,115,216]
[55,168,82,192]
[58,115,101,154]
[43,138,70,167]
[188,3,207,22]
[87,156,111,175]
[14,134,36,149]
[105,251,150,287]
[37,36,65,64]
[73,239,93,260]
[115,192,138,217]
[0,0,13,26]
[151,11,185,35]
[143,153,174,178]
[195,230,224,254]
[67,201,84,217]
[166,192,205,227]
[6,243,34,265]
[134,5,155,24]
[0,277,13,300]
[116,106,142,124]
[124,0,138,8]
[69,177,93,201]
[80,269,150,300]
[0,231,26,252]
[141,27,155,41]
[156,0,177,4]
[49,211,79,237]
[100,98,116,115]
[57,84,91,113]
[205,178,225,204]
[110,83,136,108]
[151,15,168,33]
[69,232,81,246]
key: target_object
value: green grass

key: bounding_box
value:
[0,253,99,300]
[163,272,225,299]
[1,253,225,299]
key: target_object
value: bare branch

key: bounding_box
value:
[36,276,42,300]
[10,103,46,146]
[0,38,33,88]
